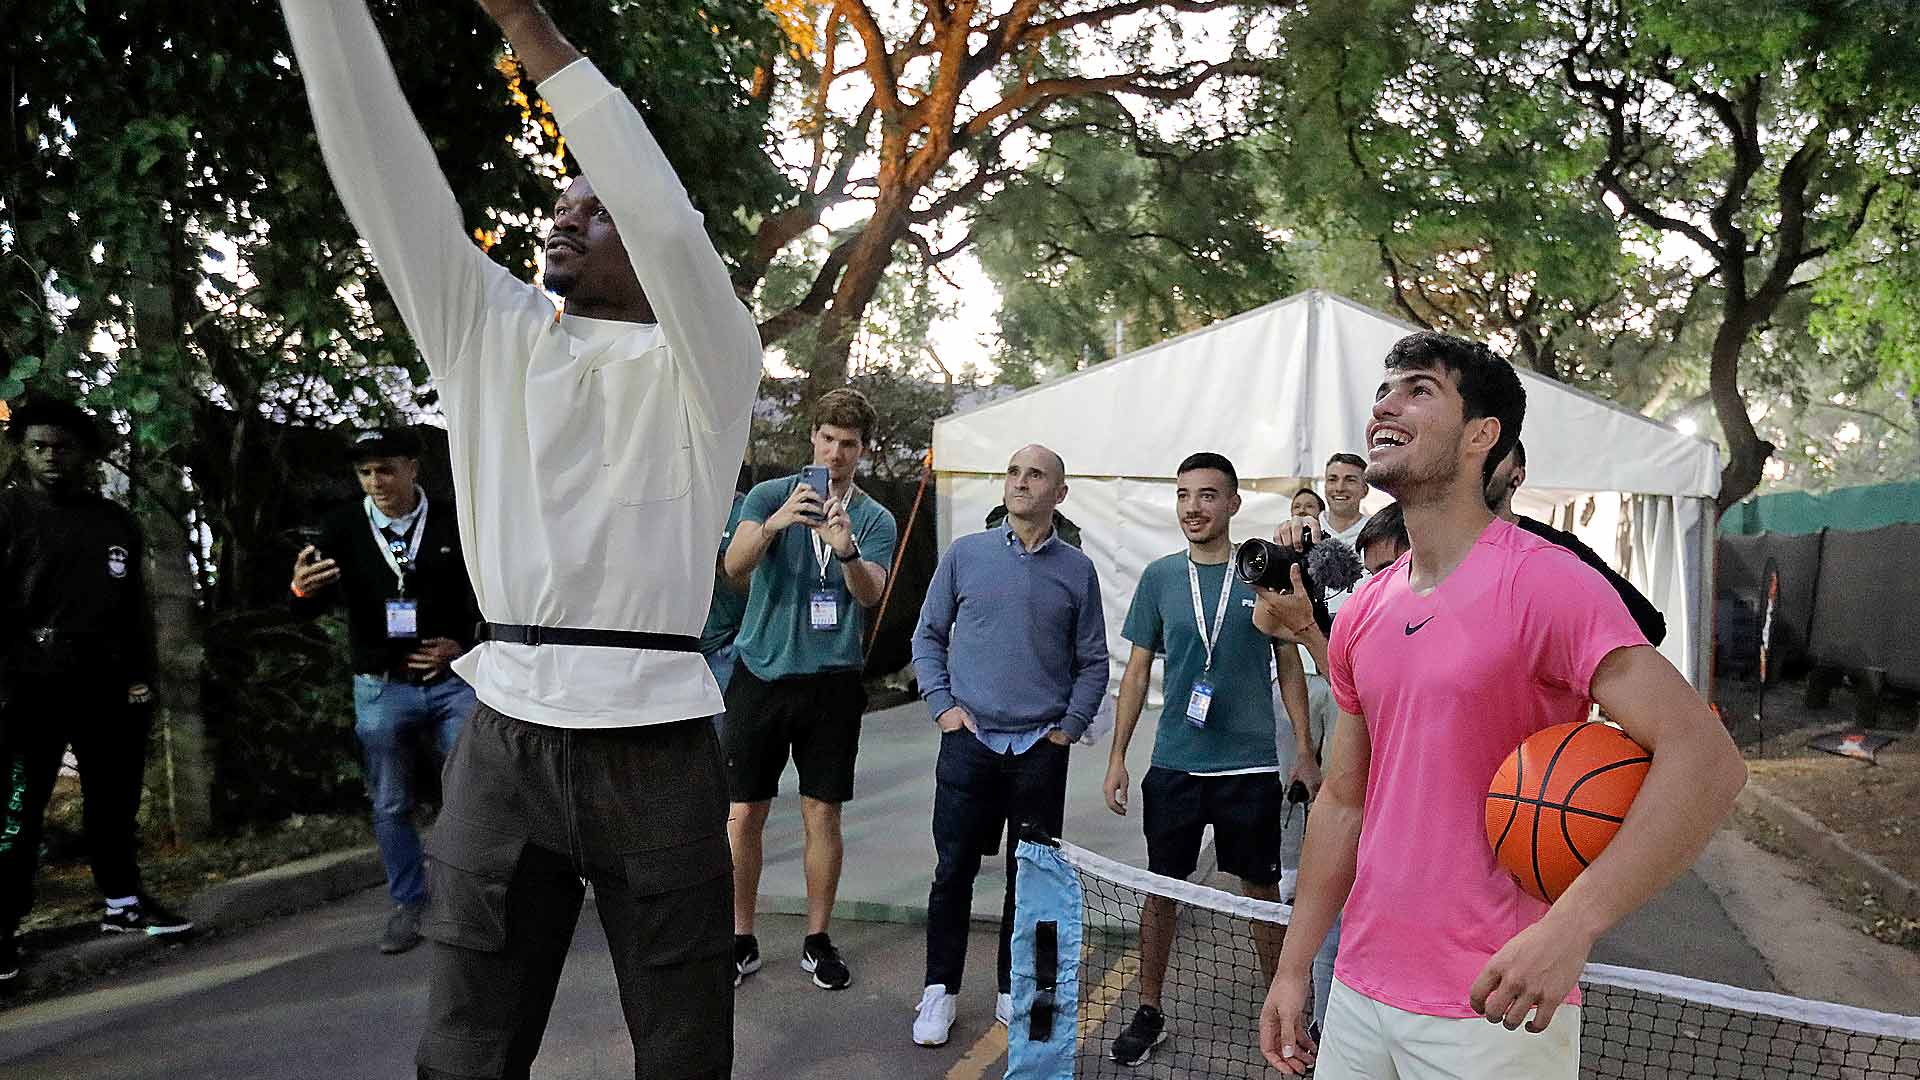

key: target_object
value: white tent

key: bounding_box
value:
[933,290,1720,691]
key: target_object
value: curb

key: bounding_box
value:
[7,845,382,1000]
[1737,781,1920,919]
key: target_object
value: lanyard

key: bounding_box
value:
[365,493,428,590]
[810,485,858,584]
[1186,557,1235,673]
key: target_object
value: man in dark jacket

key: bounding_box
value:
[0,401,192,985]
[1486,440,1667,646]
[290,428,480,954]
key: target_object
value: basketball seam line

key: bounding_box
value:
[1485,793,1628,824]
[1558,756,1652,867]
[1529,725,1592,902]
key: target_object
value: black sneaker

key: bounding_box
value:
[734,934,762,988]
[379,904,424,955]
[1110,1004,1167,1066]
[100,897,193,937]
[800,932,851,990]
[0,937,19,983]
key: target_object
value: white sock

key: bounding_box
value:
[106,896,139,911]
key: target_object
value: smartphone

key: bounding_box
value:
[293,524,327,560]
[798,465,830,523]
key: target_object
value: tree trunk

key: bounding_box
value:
[1708,311,1776,513]
[804,204,910,399]
[128,249,214,842]
[136,460,214,843]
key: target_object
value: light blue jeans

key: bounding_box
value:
[351,673,477,908]
[1313,911,1342,1026]
[703,643,737,741]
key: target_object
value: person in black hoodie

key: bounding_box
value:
[0,400,192,985]
[1486,440,1667,646]
[290,428,480,955]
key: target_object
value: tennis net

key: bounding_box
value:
[1006,838,1920,1079]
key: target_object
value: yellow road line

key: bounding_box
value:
[945,944,1142,1080]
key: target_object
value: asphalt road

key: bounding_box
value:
[0,888,1021,1080]
[0,704,1779,1078]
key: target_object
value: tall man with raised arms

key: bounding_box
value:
[1258,333,1743,1078]
[281,2,761,1076]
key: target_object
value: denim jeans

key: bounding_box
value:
[925,727,1070,993]
[1313,911,1342,1026]
[703,643,736,741]
[352,673,477,908]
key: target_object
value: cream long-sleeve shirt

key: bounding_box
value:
[284,1,760,728]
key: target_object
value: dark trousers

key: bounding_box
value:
[0,673,151,937]
[416,704,733,1080]
[925,728,1070,994]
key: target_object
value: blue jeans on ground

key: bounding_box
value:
[1312,911,1342,1026]
[352,673,477,908]
[703,643,737,740]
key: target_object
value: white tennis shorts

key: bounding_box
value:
[1313,978,1580,1079]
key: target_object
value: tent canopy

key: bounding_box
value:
[934,290,1721,688]
[937,291,1718,497]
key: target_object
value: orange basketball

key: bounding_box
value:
[1485,721,1650,904]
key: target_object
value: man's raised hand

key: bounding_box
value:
[766,485,825,532]
[292,545,341,597]
[472,0,582,84]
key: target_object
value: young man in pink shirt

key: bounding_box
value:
[1258,332,1746,1078]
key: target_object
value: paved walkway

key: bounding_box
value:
[0,702,1795,1078]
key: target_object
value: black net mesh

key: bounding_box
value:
[1061,848,1920,1079]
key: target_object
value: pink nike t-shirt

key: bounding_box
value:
[1327,516,1649,1017]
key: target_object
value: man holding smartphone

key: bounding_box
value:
[722,387,898,991]
[288,427,480,955]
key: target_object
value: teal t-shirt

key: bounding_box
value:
[733,474,899,680]
[699,493,749,654]
[1121,552,1279,773]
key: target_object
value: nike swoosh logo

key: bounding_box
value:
[1404,616,1436,635]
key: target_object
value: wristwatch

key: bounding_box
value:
[834,538,862,563]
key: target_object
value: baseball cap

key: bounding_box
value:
[348,427,423,461]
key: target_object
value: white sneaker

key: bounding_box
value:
[996,991,1014,1027]
[913,984,959,1046]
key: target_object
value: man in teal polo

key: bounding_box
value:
[1101,451,1292,1066]
[722,387,898,992]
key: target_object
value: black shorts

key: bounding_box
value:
[1141,767,1286,886]
[722,665,866,804]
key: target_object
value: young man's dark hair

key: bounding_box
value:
[813,387,878,443]
[6,400,105,454]
[1354,502,1408,558]
[1177,451,1238,489]
[1326,452,1366,474]
[1381,332,1524,485]
[1510,440,1527,469]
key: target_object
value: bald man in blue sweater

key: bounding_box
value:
[909,444,1109,1046]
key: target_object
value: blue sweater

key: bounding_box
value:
[912,527,1109,740]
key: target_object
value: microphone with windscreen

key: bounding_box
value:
[1234,533,1366,636]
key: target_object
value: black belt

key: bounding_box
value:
[476,622,699,652]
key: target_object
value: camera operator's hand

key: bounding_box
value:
[1273,516,1321,552]
[1253,568,1319,641]
[291,545,341,597]
[766,483,826,532]
[1289,755,1323,801]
